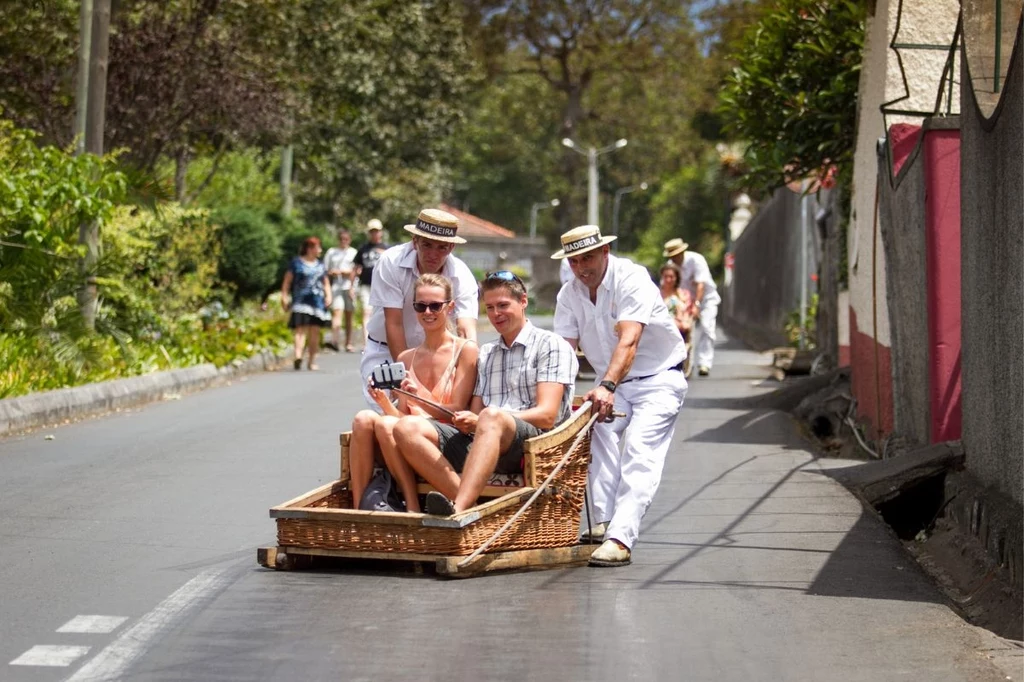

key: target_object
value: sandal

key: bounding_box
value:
[345,344,355,353]
[308,364,320,371]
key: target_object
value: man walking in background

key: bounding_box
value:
[664,237,720,376]
[323,228,358,352]
[555,225,688,567]
[354,219,389,346]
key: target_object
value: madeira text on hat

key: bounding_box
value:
[403,208,466,244]
[663,238,689,258]
[551,224,617,259]
[366,218,383,232]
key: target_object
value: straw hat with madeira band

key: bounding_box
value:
[663,238,689,258]
[404,208,466,244]
[551,224,617,259]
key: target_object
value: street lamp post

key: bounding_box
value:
[529,198,560,239]
[562,137,628,225]
[612,182,649,247]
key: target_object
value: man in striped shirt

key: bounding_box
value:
[393,271,578,516]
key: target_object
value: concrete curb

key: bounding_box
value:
[0,348,291,436]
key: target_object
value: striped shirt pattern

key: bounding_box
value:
[475,322,578,426]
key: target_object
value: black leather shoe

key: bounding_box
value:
[424,491,456,516]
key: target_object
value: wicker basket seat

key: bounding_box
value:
[269,403,594,557]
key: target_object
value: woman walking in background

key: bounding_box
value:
[659,262,693,339]
[281,236,332,370]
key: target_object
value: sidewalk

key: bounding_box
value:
[607,331,1022,680]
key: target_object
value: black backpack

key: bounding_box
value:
[358,468,405,513]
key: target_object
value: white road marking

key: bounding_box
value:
[11,645,91,667]
[64,568,232,682]
[57,616,128,634]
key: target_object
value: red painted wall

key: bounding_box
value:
[849,307,894,439]
[923,130,962,442]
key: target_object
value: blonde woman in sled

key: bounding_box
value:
[348,274,478,513]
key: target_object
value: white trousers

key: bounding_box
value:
[359,337,392,412]
[589,369,687,549]
[695,300,719,370]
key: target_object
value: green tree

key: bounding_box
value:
[716,0,866,190]
[215,207,283,301]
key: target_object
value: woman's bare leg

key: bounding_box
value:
[293,327,307,365]
[349,410,380,507]
[306,325,320,369]
[375,415,423,512]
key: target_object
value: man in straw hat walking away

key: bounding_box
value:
[360,208,479,409]
[553,225,688,566]
[664,238,720,376]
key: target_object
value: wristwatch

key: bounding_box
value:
[599,380,617,393]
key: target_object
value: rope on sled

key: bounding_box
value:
[457,402,601,569]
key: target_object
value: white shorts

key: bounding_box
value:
[330,289,355,312]
[358,285,372,310]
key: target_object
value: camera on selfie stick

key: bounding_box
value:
[371,361,407,390]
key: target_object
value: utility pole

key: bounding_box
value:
[529,198,560,239]
[78,0,111,331]
[563,138,627,226]
[73,0,93,155]
[281,144,294,217]
[611,182,648,248]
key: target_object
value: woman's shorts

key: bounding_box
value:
[430,416,542,474]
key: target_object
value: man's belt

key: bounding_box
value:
[620,360,685,384]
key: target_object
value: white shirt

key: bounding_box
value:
[680,251,721,305]
[554,254,687,380]
[323,246,357,293]
[365,242,479,347]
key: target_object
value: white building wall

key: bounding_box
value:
[847,0,961,349]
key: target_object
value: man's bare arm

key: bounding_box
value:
[383,307,408,358]
[456,317,477,342]
[514,382,565,431]
[602,321,644,386]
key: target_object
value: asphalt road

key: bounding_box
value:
[0,327,1017,681]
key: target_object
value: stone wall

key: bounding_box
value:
[959,17,1023,504]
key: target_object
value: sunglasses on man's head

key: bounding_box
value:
[485,270,525,285]
[412,300,450,313]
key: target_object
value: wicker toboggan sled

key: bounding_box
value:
[257,401,598,577]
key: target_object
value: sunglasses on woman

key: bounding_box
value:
[412,300,450,313]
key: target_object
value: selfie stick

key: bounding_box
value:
[388,387,457,419]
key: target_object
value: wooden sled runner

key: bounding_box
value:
[258,401,598,578]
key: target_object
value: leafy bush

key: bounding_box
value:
[100,204,223,331]
[0,304,290,399]
[0,119,126,330]
[717,0,865,191]
[215,207,282,300]
[784,293,818,349]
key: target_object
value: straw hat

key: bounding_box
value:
[551,225,617,259]
[403,208,466,244]
[662,238,689,258]
[366,218,383,232]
